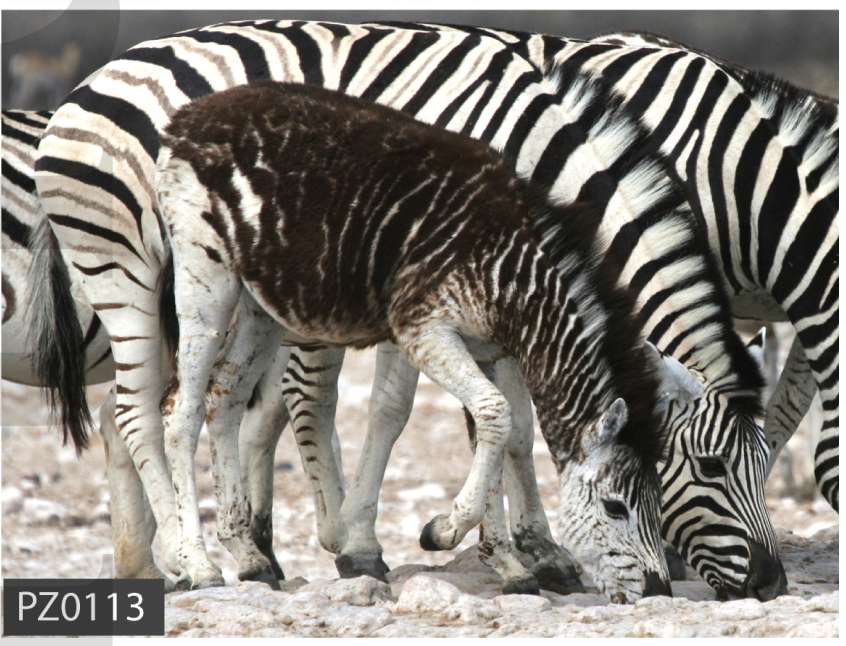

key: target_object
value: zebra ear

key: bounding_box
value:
[596,397,629,446]
[644,342,704,411]
[747,327,767,371]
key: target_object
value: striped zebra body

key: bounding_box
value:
[156,81,673,600]
[2,110,168,582]
[32,20,763,593]
[552,36,839,514]
[452,24,839,513]
[2,110,112,386]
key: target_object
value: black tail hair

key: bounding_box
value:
[26,219,91,453]
[159,249,179,357]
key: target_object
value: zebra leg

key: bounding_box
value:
[398,324,511,552]
[466,360,540,595]
[336,342,418,579]
[282,346,347,555]
[204,293,281,587]
[795,322,838,512]
[99,388,168,586]
[239,346,292,581]
[492,358,585,594]
[161,272,242,590]
[764,336,817,474]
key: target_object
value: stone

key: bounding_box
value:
[395,574,461,615]
[495,593,552,613]
[2,487,23,514]
[714,598,767,621]
[322,576,393,606]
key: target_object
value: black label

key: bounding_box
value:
[2,579,165,636]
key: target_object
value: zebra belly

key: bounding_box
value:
[240,277,394,350]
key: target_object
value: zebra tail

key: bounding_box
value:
[159,249,179,358]
[26,218,91,453]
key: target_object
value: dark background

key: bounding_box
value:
[2,10,839,110]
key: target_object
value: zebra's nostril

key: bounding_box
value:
[642,570,673,597]
[744,540,788,601]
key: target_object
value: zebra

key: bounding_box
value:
[2,109,166,583]
[585,30,839,512]
[31,20,766,593]
[434,22,838,514]
[155,80,674,601]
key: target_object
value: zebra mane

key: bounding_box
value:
[526,188,667,466]
[738,69,839,201]
[542,62,765,415]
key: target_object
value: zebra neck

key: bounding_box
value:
[488,247,612,460]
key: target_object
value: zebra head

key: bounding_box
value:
[647,331,787,601]
[555,397,671,603]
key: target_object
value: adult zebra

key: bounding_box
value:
[425,22,838,512]
[32,20,765,593]
[585,31,839,513]
[2,109,163,582]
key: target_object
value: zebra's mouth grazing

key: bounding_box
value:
[713,541,788,601]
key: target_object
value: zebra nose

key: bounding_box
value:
[744,541,788,600]
[642,570,673,597]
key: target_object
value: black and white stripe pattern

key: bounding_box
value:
[31,20,768,592]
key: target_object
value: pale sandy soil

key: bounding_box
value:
[0,345,838,637]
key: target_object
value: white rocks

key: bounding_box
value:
[2,486,23,513]
[395,574,461,615]
[714,598,767,621]
[21,497,67,525]
[317,576,393,606]
[495,594,552,613]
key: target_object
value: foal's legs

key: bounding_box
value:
[203,293,282,586]
[395,323,512,552]
[492,358,584,593]
[161,265,240,589]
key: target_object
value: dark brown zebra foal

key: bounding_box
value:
[156,82,671,601]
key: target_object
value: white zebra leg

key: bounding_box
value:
[106,313,182,584]
[492,358,585,594]
[204,293,281,586]
[99,388,166,585]
[399,325,511,552]
[239,345,291,581]
[161,269,242,590]
[764,336,817,474]
[336,342,418,579]
[282,346,347,554]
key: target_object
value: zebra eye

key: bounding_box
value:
[697,456,727,478]
[602,499,629,520]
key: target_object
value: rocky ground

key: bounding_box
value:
[1,338,839,637]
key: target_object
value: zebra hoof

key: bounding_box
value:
[502,575,541,596]
[664,545,687,581]
[419,515,456,551]
[240,565,282,590]
[334,553,390,581]
[532,562,585,595]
